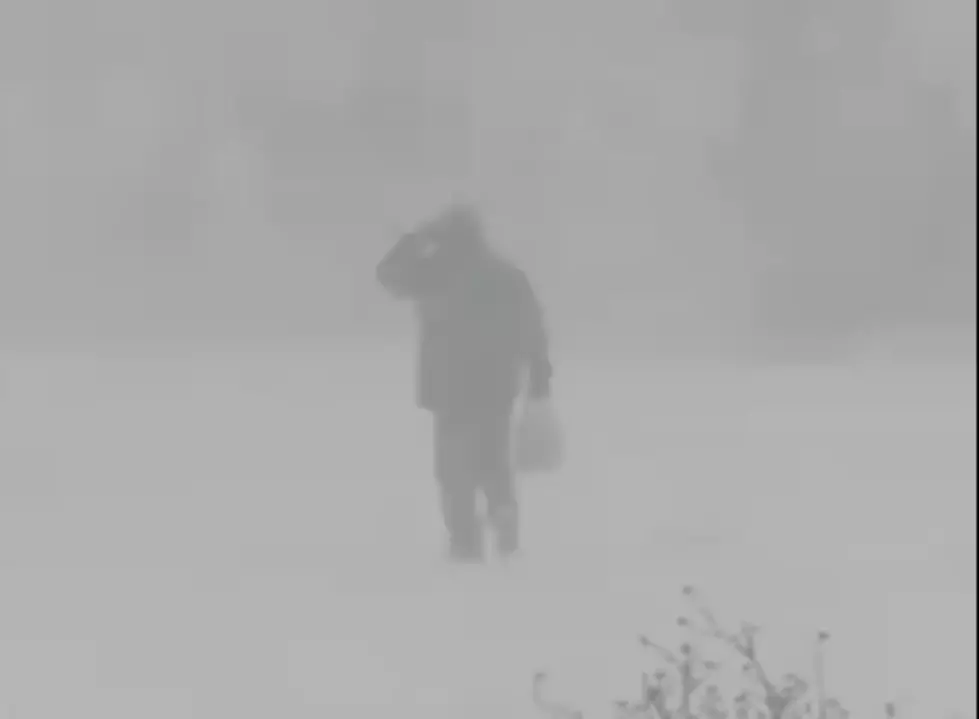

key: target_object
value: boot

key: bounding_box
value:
[446,542,485,564]
[445,528,485,564]
[491,505,520,559]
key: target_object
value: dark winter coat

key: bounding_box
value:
[376,205,552,417]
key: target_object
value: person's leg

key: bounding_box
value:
[433,412,484,561]
[473,410,520,556]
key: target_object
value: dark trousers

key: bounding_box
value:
[433,409,518,556]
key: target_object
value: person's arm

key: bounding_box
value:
[513,269,553,400]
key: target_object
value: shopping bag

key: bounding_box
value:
[511,396,565,474]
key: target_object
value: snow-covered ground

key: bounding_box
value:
[1,344,975,719]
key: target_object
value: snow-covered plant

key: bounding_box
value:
[533,585,870,719]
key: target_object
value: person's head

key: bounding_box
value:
[375,202,488,299]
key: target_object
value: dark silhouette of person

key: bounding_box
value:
[376,203,553,562]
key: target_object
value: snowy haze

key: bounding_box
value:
[1,350,975,718]
[1,1,976,718]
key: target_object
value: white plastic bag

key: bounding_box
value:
[511,396,565,474]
